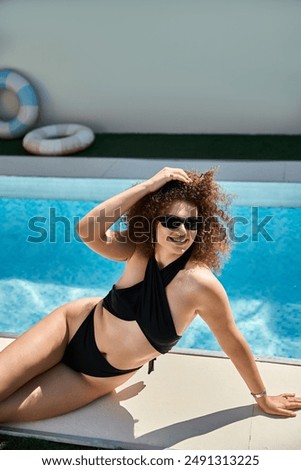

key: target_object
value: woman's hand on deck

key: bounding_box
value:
[256,392,301,417]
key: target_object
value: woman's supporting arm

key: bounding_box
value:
[197,274,301,417]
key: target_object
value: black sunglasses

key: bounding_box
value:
[158,215,202,231]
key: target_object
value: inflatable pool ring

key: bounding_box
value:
[23,123,95,155]
[0,69,39,139]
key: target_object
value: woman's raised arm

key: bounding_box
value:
[76,167,191,260]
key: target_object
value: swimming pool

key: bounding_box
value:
[1,176,301,361]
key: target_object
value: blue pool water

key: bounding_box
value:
[0,177,301,360]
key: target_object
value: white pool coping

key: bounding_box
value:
[0,336,300,450]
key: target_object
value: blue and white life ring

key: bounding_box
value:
[23,124,95,155]
[0,69,39,139]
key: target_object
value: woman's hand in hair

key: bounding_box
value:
[146,167,192,193]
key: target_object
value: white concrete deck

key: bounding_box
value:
[1,155,301,182]
[0,336,300,450]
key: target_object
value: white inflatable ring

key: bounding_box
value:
[23,124,95,155]
[0,69,39,139]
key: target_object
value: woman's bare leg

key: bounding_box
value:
[0,296,136,422]
[0,362,135,422]
[0,297,94,401]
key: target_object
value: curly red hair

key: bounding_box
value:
[126,168,233,272]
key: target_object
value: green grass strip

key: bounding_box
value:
[1,133,300,159]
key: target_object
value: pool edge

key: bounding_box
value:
[171,347,301,366]
[1,155,301,182]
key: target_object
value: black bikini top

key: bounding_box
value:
[102,245,193,355]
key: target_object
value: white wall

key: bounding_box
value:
[1,0,301,134]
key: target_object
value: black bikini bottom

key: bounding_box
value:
[62,305,142,378]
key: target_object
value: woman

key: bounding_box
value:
[0,167,300,422]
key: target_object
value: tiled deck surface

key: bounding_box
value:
[1,156,301,182]
[0,337,300,450]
